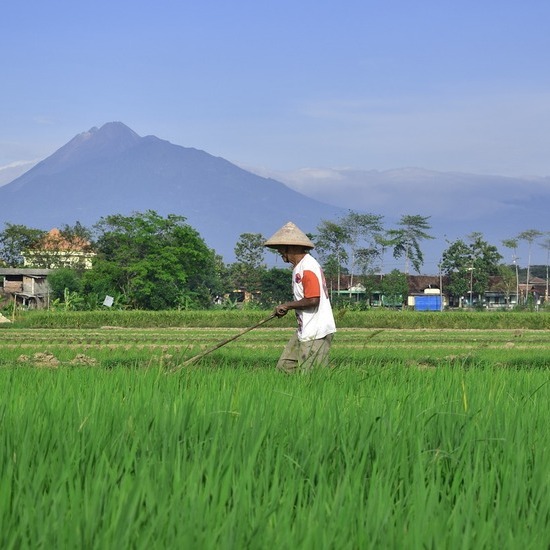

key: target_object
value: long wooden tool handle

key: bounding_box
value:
[171,313,277,371]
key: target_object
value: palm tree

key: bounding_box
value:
[386,214,434,274]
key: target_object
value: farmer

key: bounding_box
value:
[264,221,336,373]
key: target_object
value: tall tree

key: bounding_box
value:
[48,268,83,301]
[314,220,350,292]
[440,239,472,303]
[230,232,266,292]
[380,269,408,308]
[386,214,434,274]
[341,211,384,285]
[468,232,502,299]
[89,210,219,309]
[495,265,517,308]
[517,229,543,301]
[0,223,46,267]
[441,233,502,306]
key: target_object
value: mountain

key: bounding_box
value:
[2,122,549,272]
[272,166,550,227]
[0,122,345,263]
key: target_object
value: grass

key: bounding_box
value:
[1,325,548,370]
[0,320,549,548]
[3,307,550,329]
[1,364,549,548]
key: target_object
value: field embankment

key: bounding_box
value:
[2,308,550,329]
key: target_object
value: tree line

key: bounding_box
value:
[0,210,548,310]
[0,211,291,310]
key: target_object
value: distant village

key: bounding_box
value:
[1,227,547,312]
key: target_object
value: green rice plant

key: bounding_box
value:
[5,308,550,330]
[0,354,549,548]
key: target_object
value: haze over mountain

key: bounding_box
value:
[245,167,550,268]
[1,122,548,272]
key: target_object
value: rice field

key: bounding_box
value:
[0,321,549,548]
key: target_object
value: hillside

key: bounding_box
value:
[0,123,344,262]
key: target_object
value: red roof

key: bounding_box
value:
[37,228,91,252]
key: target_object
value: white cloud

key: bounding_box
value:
[0,159,38,186]
[249,164,550,221]
[0,160,35,170]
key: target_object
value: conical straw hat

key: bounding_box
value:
[264,221,315,249]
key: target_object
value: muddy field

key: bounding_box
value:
[1,326,549,370]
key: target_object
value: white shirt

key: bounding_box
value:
[292,254,336,342]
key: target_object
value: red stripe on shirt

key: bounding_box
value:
[302,270,321,298]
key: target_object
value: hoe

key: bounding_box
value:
[170,313,277,372]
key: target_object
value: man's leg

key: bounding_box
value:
[276,333,333,374]
[276,333,301,374]
[299,333,333,371]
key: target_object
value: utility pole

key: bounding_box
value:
[439,262,444,312]
[512,255,520,309]
[468,266,474,308]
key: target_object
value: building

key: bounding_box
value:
[0,268,52,309]
[23,228,95,269]
[325,273,548,310]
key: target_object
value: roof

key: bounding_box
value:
[0,268,53,276]
[406,275,443,293]
[32,228,92,252]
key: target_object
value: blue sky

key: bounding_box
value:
[2,0,550,177]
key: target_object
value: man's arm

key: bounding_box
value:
[275,296,320,317]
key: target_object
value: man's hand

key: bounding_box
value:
[274,297,320,318]
[275,304,289,317]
